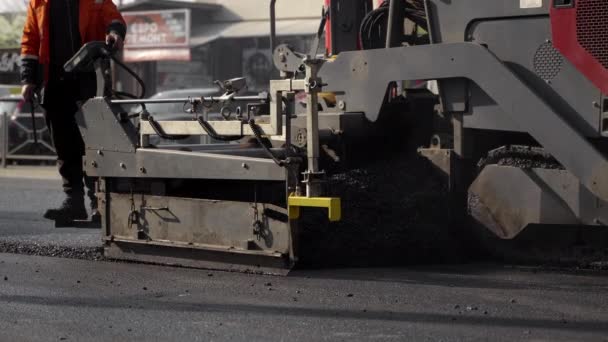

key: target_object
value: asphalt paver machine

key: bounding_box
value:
[68,0,608,273]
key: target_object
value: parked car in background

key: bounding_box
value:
[0,95,18,115]
[0,95,55,163]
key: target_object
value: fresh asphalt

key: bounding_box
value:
[0,170,99,255]
[0,168,607,341]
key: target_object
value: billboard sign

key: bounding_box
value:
[124,9,191,48]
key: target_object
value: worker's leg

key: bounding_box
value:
[54,113,86,196]
[42,82,88,221]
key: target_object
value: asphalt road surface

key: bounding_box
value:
[1,254,608,341]
[0,170,100,257]
[1,168,608,341]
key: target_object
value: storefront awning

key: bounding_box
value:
[119,0,220,12]
[190,19,320,46]
[123,48,191,63]
[189,23,232,47]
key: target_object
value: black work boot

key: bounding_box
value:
[43,195,88,222]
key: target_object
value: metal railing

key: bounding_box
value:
[1,99,56,168]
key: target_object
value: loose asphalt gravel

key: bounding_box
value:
[2,253,608,341]
[0,176,101,259]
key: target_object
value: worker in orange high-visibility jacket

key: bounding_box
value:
[21,0,126,223]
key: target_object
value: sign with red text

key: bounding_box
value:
[124,9,191,48]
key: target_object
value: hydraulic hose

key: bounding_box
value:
[110,55,146,99]
[248,118,286,167]
[147,116,191,141]
[197,116,244,142]
[360,0,428,50]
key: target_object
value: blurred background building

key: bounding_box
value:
[0,1,26,90]
[0,0,323,95]
[118,0,322,95]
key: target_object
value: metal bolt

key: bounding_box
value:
[139,167,146,174]
[297,133,306,145]
[593,101,600,108]
[431,136,441,147]
[97,150,103,156]
[91,161,98,168]
[279,53,287,63]
[338,101,346,110]
[242,163,249,170]
[120,163,126,169]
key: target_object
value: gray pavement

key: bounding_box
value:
[1,167,608,341]
[0,165,59,180]
[1,253,608,341]
[0,175,100,255]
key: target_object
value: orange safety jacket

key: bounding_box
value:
[20,0,126,85]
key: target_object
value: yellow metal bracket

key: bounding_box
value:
[288,196,342,222]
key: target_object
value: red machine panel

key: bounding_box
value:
[551,0,608,95]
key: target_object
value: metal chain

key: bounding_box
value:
[251,184,264,241]
[127,182,138,230]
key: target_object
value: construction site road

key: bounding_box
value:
[1,253,608,341]
[1,167,608,341]
[0,169,100,259]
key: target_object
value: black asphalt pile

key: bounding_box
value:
[298,151,466,268]
[0,241,103,261]
[479,145,563,170]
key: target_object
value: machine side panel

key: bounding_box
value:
[426,0,549,43]
[465,17,602,135]
[426,0,547,122]
[469,165,608,238]
[85,149,286,181]
[105,194,290,255]
[77,97,138,153]
[439,79,468,113]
